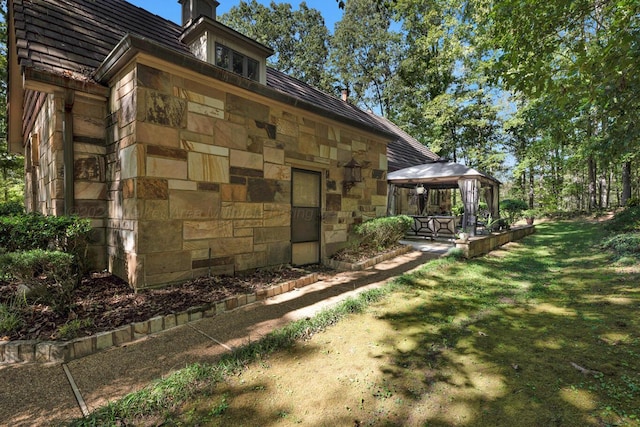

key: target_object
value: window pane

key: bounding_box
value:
[215,44,229,69]
[232,51,244,75]
[247,58,258,80]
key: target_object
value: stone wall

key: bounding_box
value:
[25,93,61,216]
[72,95,108,269]
[455,225,536,258]
[106,61,389,289]
[25,92,108,270]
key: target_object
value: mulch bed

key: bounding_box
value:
[0,267,327,342]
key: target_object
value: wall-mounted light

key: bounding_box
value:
[343,158,362,191]
[415,184,425,195]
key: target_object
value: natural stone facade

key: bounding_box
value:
[97,59,388,289]
[9,0,411,291]
[24,92,108,269]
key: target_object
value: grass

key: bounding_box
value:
[69,220,640,426]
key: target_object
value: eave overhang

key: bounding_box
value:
[180,16,274,58]
[94,33,395,140]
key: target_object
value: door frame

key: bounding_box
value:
[290,168,322,265]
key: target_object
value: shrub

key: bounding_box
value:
[0,201,25,216]
[445,247,465,260]
[500,199,528,224]
[0,249,75,283]
[0,213,91,270]
[0,250,77,314]
[354,215,413,251]
[605,206,640,233]
[626,197,640,208]
[601,233,640,257]
[546,210,589,220]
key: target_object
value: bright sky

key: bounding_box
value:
[127,0,344,31]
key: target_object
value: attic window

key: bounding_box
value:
[215,43,259,81]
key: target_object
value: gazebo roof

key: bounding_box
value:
[387,160,501,188]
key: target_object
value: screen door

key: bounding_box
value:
[291,169,321,265]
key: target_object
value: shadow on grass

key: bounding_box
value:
[369,220,640,426]
[127,221,639,427]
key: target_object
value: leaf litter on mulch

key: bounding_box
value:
[0,266,329,342]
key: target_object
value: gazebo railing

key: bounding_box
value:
[408,215,462,240]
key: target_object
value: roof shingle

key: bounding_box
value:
[11,0,435,149]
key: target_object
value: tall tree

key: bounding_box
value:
[330,0,402,116]
[390,0,460,141]
[391,0,506,174]
[482,0,640,209]
[220,1,333,92]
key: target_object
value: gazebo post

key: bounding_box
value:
[458,178,480,236]
[387,183,396,216]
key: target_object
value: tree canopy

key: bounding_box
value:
[2,0,638,210]
[220,1,334,93]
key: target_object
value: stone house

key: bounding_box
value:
[7,0,437,289]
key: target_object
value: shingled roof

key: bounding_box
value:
[10,0,396,137]
[368,114,441,172]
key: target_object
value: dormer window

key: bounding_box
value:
[215,43,259,81]
[179,0,274,85]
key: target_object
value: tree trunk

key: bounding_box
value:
[606,170,612,209]
[599,174,607,209]
[622,161,632,206]
[588,156,597,211]
[2,165,7,203]
[528,165,534,208]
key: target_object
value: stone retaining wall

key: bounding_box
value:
[323,245,413,271]
[455,225,536,258]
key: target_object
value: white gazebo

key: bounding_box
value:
[387,160,501,237]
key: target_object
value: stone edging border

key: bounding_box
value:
[323,244,413,271]
[0,273,319,365]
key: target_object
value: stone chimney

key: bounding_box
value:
[341,88,349,102]
[179,0,220,27]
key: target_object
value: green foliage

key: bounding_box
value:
[500,199,528,224]
[0,249,74,283]
[354,215,413,250]
[451,204,464,215]
[445,247,465,260]
[482,0,640,212]
[331,0,402,116]
[605,206,640,233]
[0,213,91,264]
[601,234,640,258]
[57,318,94,340]
[220,1,333,92]
[0,201,24,216]
[0,249,77,314]
[0,293,26,335]
[626,197,640,208]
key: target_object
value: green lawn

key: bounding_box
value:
[75,220,640,426]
